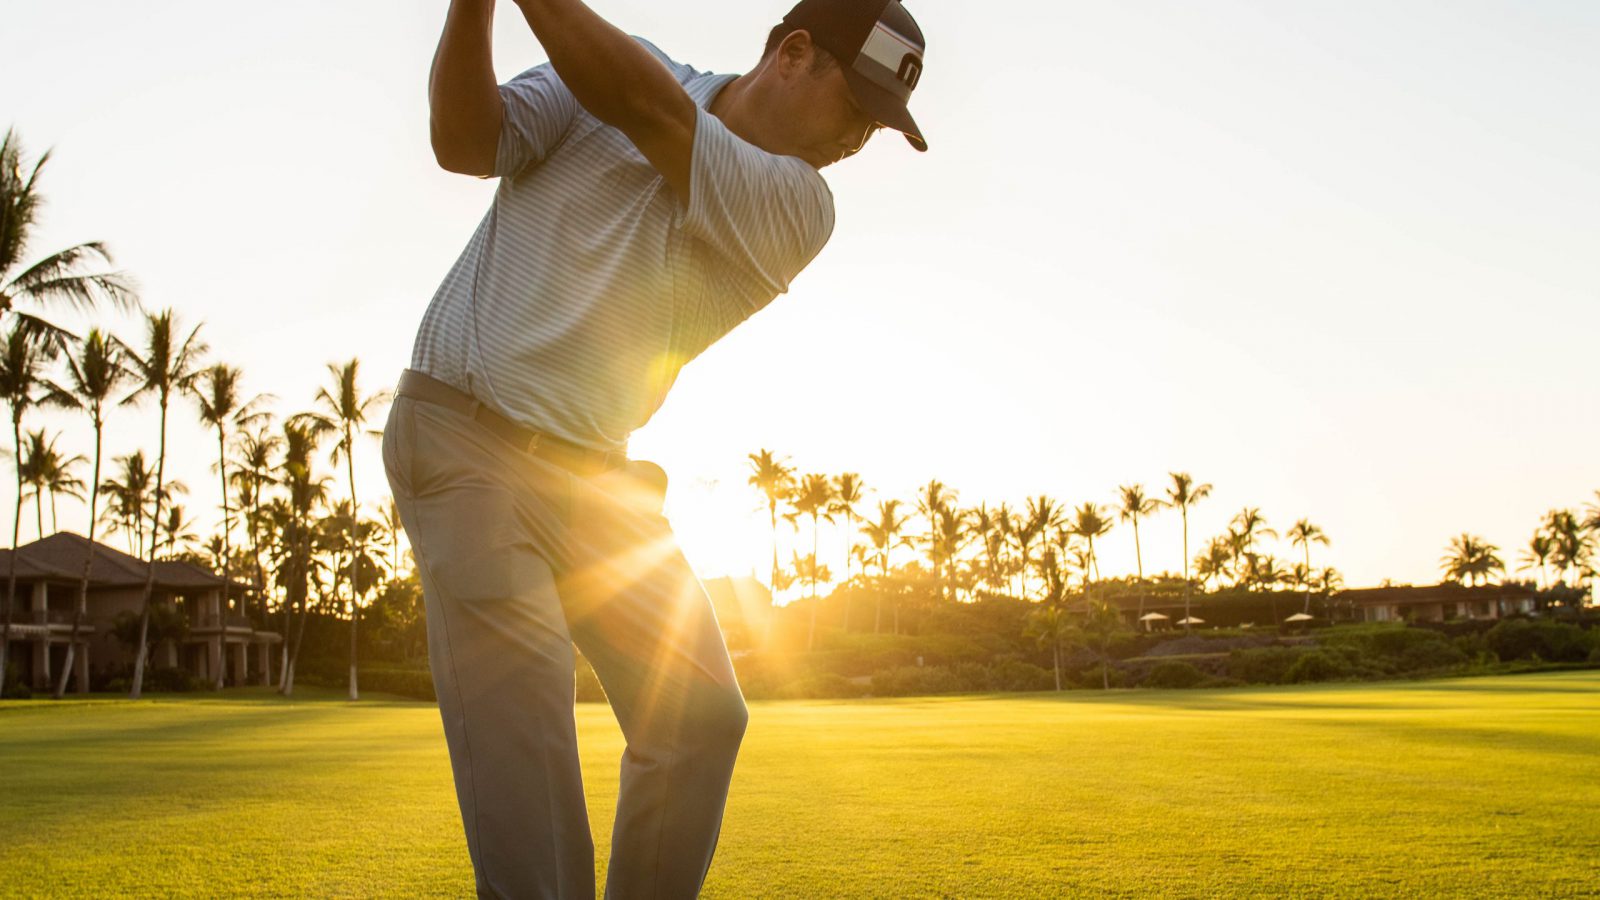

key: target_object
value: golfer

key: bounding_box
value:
[382,0,926,896]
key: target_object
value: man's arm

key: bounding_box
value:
[509,0,697,198]
[429,0,504,176]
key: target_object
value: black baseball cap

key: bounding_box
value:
[781,0,928,152]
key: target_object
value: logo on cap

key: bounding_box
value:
[857,21,922,103]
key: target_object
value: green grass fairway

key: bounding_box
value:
[4,672,1597,897]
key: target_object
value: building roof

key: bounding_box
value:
[0,531,238,591]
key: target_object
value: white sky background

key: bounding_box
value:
[3,0,1597,592]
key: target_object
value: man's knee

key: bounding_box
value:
[694,682,749,754]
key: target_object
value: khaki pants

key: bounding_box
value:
[382,390,748,899]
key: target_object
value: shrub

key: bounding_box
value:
[1074,663,1129,689]
[1143,660,1206,689]
[870,665,965,697]
[145,666,206,693]
[359,668,437,702]
[1397,640,1469,673]
[778,673,867,700]
[1227,646,1303,684]
[1284,649,1355,684]
[1485,619,1592,663]
[987,659,1054,692]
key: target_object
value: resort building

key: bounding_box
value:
[0,532,280,694]
[1338,583,1545,623]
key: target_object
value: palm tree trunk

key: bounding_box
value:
[130,399,170,700]
[1134,518,1145,617]
[1052,641,1061,691]
[1302,546,1313,615]
[214,427,230,691]
[1181,506,1191,634]
[768,502,779,590]
[1,415,23,698]
[841,512,853,632]
[250,476,266,621]
[54,417,104,699]
[805,513,819,652]
[346,429,360,702]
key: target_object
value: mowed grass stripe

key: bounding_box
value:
[2,672,1596,898]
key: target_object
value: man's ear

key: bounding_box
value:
[776,29,818,78]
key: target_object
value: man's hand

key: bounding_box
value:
[510,0,697,199]
[429,0,504,176]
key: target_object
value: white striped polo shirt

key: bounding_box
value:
[410,39,837,453]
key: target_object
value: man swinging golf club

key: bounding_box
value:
[382,0,927,895]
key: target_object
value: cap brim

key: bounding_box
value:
[841,67,927,152]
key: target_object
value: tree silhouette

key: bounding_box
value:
[1439,534,1504,587]
[119,309,207,699]
[190,362,271,689]
[1287,519,1330,614]
[829,472,866,631]
[0,323,67,697]
[51,329,129,698]
[1117,484,1162,616]
[786,473,834,651]
[293,358,390,701]
[746,449,793,592]
[1163,473,1212,633]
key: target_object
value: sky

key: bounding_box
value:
[3,0,1597,594]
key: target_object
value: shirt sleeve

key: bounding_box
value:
[492,63,581,179]
[679,106,836,302]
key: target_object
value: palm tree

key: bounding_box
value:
[785,473,834,651]
[51,329,128,698]
[1439,534,1504,587]
[20,428,86,538]
[0,129,135,334]
[915,480,955,601]
[155,504,201,560]
[0,323,67,697]
[1016,495,1064,600]
[99,451,155,556]
[119,308,208,699]
[1287,519,1330,614]
[861,499,911,633]
[746,449,794,591]
[276,420,330,695]
[1023,603,1077,691]
[1543,510,1588,589]
[1246,554,1288,620]
[293,358,391,701]
[1194,535,1233,593]
[968,503,1013,596]
[230,423,281,618]
[1518,531,1555,591]
[1117,484,1162,616]
[1081,595,1129,690]
[379,497,405,580]
[932,506,967,601]
[1163,472,1212,633]
[190,362,272,687]
[828,472,866,631]
[1069,502,1114,586]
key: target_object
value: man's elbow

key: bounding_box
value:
[430,123,497,177]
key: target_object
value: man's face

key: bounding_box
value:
[787,55,882,168]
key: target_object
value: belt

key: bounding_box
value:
[395,369,628,477]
